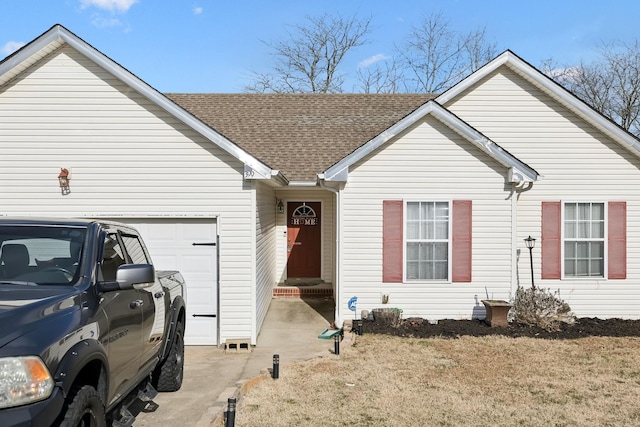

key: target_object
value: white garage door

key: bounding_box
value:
[114,218,218,346]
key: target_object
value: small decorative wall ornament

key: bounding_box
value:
[58,168,70,195]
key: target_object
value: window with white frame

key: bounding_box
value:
[405,201,449,280]
[564,202,604,277]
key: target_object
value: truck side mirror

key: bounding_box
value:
[98,264,155,292]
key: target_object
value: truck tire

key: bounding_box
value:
[59,385,106,427]
[154,321,184,392]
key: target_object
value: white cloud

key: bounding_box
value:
[194,6,204,15]
[358,53,390,69]
[80,0,138,13]
[1,41,25,56]
[545,66,582,81]
[90,15,124,28]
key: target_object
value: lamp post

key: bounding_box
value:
[524,235,536,289]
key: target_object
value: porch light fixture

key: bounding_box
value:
[276,199,284,215]
[524,235,536,289]
[58,168,70,195]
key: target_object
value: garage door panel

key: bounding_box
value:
[111,218,218,346]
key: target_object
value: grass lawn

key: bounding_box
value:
[234,334,640,426]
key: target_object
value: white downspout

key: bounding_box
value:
[511,186,518,299]
[319,179,342,327]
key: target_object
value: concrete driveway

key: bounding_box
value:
[133,297,336,426]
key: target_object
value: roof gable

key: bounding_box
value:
[322,100,538,184]
[0,24,277,183]
[437,50,640,156]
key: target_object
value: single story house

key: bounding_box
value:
[1,25,639,346]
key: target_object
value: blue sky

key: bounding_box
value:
[1,1,639,93]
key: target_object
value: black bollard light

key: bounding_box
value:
[225,397,236,427]
[333,333,340,355]
[272,354,279,379]
[357,319,363,336]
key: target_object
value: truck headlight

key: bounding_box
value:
[0,356,54,409]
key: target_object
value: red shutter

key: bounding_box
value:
[541,201,561,279]
[452,200,472,282]
[383,200,403,282]
[608,201,626,279]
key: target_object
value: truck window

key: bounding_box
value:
[100,233,126,281]
[121,234,149,264]
[0,225,85,284]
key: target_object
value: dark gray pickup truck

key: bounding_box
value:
[0,217,186,426]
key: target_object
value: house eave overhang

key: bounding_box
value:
[0,24,280,184]
[286,180,319,187]
[437,50,640,157]
[322,100,539,184]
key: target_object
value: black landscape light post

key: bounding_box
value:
[524,235,536,289]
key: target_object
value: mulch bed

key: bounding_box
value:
[361,317,640,339]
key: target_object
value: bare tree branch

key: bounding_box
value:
[548,40,640,136]
[393,11,497,93]
[244,13,372,93]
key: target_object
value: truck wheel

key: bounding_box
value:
[154,321,184,392]
[60,385,106,427]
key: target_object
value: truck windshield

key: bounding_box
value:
[0,225,87,285]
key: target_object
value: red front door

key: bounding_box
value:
[287,202,321,278]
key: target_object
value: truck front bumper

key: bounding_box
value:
[1,387,65,427]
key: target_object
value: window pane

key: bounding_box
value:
[578,203,591,220]
[578,221,590,238]
[434,242,448,260]
[591,222,604,239]
[565,221,576,239]
[421,242,432,260]
[407,202,420,220]
[435,202,448,219]
[435,221,448,239]
[565,203,576,220]
[592,203,604,220]
[407,242,419,260]
[576,242,589,258]
[406,261,419,280]
[433,261,448,280]
[576,259,589,276]
[590,259,604,276]
[591,242,604,258]
[407,221,419,240]
[565,242,575,258]
[565,259,575,276]
[425,202,434,220]
[419,261,431,280]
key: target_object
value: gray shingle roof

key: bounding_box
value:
[166,93,435,182]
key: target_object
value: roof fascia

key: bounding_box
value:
[1,25,277,182]
[323,100,538,183]
[437,50,640,155]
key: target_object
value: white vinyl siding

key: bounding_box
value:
[340,115,513,321]
[0,46,257,339]
[446,66,640,318]
[255,182,277,336]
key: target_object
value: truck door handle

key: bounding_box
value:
[130,300,144,309]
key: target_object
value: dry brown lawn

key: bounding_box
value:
[234,334,640,426]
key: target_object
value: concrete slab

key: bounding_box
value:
[133,297,335,426]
